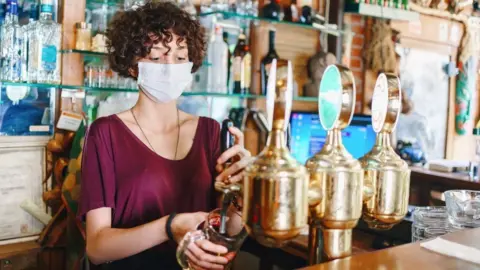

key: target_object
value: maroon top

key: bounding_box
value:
[78,115,221,269]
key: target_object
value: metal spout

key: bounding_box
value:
[322,228,352,260]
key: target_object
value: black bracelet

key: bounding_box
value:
[166,212,177,242]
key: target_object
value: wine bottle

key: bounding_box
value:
[299,5,312,25]
[232,33,251,94]
[261,0,282,20]
[261,30,279,95]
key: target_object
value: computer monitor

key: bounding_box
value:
[289,112,376,164]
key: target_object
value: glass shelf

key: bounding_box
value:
[0,81,317,101]
[87,0,123,7]
[0,81,62,89]
[344,3,420,21]
[199,11,343,36]
[60,49,108,56]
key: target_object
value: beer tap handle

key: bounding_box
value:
[215,119,242,193]
[220,118,235,163]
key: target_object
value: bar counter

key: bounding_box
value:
[298,227,480,270]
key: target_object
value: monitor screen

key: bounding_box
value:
[289,112,376,164]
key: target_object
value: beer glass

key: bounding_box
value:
[176,208,247,270]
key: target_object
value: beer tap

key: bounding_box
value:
[360,73,410,230]
[216,59,310,248]
[305,64,364,264]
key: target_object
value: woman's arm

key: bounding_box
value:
[86,207,169,264]
[86,208,209,265]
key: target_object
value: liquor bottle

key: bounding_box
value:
[283,0,299,22]
[393,0,401,8]
[261,0,282,21]
[232,33,251,94]
[207,26,228,93]
[178,0,197,17]
[30,0,61,84]
[0,1,12,80]
[1,0,25,82]
[299,5,312,25]
[223,31,232,91]
[24,2,39,82]
[261,29,279,95]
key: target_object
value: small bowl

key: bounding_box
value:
[444,190,480,228]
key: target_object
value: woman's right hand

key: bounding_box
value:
[172,212,229,269]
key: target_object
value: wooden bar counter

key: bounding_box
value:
[409,167,480,206]
[298,228,480,270]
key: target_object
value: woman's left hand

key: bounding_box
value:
[215,126,252,184]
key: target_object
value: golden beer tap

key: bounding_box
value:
[242,59,310,248]
[360,73,410,230]
[306,64,364,264]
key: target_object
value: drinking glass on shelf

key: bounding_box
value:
[176,208,247,270]
[124,0,145,10]
[129,78,137,90]
[108,71,119,88]
[97,65,107,88]
[236,0,257,16]
[85,64,95,87]
[444,190,480,228]
[210,0,229,12]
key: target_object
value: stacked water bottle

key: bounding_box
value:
[412,190,480,242]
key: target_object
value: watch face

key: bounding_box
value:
[318,65,342,131]
[371,73,389,133]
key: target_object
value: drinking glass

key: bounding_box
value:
[124,0,145,10]
[444,190,480,228]
[411,206,449,242]
[176,208,247,270]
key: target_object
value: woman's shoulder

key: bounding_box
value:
[198,116,220,132]
[87,115,121,138]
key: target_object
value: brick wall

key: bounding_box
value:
[344,14,367,113]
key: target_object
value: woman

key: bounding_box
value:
[78,3,251,269]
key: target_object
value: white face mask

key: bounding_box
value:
[137,62,193,103]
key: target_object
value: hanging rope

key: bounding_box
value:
[364,20,396,74]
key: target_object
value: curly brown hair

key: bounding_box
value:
[106,2,206,79]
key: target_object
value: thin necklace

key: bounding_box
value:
[130,108,180,160]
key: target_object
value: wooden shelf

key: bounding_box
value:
[0,240,40,260]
